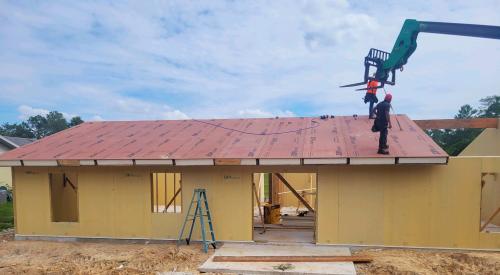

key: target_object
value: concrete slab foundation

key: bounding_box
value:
[253,228,314,243]
[199,243,356,274]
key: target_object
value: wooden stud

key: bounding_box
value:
[174,173,177,213]
[155,173,159,213]
[252,175,266,233]
[212,255,372,263]
[164,173,167,213]
[275,173,315,213]
[480,207,500,232]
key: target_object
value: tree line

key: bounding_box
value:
[427,95,499,156]
[0,111,84,139]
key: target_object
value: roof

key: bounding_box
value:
[0,115,448,166]
[0,135,36,150]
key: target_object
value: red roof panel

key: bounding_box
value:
[0,115,448,162]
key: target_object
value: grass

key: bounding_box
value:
[0,201,13,230]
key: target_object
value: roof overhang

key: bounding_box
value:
[0,156,449,167]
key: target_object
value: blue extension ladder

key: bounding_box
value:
[177,188,216,253]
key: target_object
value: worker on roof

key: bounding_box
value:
[372,93,392,155]
[364,75,379,119]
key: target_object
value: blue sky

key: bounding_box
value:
[0,0,499,122]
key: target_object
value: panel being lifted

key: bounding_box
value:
[0,115,448,166]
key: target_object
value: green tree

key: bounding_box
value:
[478,95,500,118]
[0,122,35,138]
[427,95,499,156]
[69,116,84,127]
[0,111,84,139]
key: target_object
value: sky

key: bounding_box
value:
[0,0,499,122]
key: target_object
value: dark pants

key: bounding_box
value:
[364,93,378,118]
[379,127,388,150]
[369,101,375,118]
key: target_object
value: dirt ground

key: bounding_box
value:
[0,229,212,274]
[354,248,500,275]
[1,229,499,274]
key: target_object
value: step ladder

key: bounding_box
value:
[177,188,216,253]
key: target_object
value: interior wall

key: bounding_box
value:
[13,166,252,241]
[481,173,500,226]
[278,173,316,209]
[460,127,500,156]
[317,157,500,249]
[49,173,78,222]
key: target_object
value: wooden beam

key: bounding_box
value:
[274,173,315,213]
[414,118,498,129]
[212,255,372,263]
[214,158,241,165]
[57,160,80,166]
[480,206,500,232]
[164,187,182,212]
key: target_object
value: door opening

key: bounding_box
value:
[252,172,317,243]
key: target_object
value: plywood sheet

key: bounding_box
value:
[0,115,447,162]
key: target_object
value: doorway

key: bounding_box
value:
[252,172,317,243]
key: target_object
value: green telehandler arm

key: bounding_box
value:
[341,19,500,90]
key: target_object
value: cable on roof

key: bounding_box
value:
[382,87,403,131]
[191,119,321,135]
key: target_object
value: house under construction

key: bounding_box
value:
[0,115,498,250]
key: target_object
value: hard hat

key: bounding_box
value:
[384,93,393,102]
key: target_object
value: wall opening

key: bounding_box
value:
[151,172,182,213]
[480,172,500,233]
[253,172,317,243]
[49,172,78,222]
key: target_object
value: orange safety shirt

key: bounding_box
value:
[367,80,378,94]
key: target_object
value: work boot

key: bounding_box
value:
[377,149,389,155]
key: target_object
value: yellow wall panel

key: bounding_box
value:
[13,166,253,242]
[337,166,384,245]
[14,169,51,235]
[0,167,12,187]
[12,158,500,250]
[78,168,114,237]
[317,157,500,250]
[460,127,500,156]
[316,167,339,244]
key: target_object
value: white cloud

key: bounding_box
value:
[91,115,104,121]
[300,1,379,50]
[17,105,77,120]
[163,110,189,120]
[0,1,499,122]
[238,108,295,118]
[17,105,49,119]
